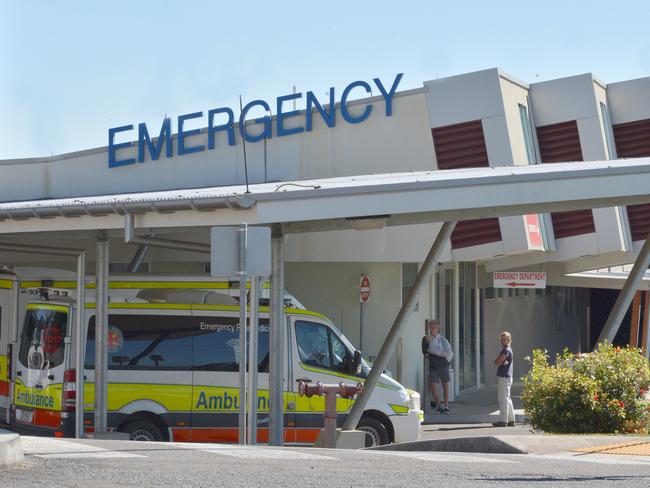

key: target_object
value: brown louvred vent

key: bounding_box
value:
[431,120,490,170]
[626,204,650,241]
[613,119,650,158]
[613,119,650,241]
[431,120,500,249]
[450,218,503,249]
[536,121,584,163]
[536,120,595,238]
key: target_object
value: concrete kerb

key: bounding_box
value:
[368,436,526,454]
[369,433,650,455]
[0,429,24,468]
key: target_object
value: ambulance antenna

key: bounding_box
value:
[239,95,251,194]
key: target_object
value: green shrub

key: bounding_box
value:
[522,343,650,433]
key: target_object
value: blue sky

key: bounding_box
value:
[1,0,649,159]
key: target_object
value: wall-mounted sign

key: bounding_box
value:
[108,74,404,168]
[524,214,545,250]
[493,271,546,289]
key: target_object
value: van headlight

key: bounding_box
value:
[405,389,421,412]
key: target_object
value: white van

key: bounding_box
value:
[12,289,422,446]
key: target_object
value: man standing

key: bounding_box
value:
[493,331,515,427]
[421,319,453,414]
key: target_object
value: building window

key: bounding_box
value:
[402,263,419,311]
[518,103,537,164]
[484,287,496,301]
[108,262,150,273]
[600,102,617,160]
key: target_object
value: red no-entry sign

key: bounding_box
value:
[360,275,371,303]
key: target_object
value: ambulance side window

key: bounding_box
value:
[193,316,270,372]
[85,314,193,371]
[329,331,349,373]
[295,320,353,374]
[295,321,330,368]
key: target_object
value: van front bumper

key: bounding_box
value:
[391,410,422,444]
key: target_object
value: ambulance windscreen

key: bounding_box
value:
[19,308,68,370]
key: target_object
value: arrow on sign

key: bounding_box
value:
[506,282,536,287]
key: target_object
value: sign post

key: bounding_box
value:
[359,275,370,351]
[493,271,546,289]
[211,225,271,445]
[237,224,248,445]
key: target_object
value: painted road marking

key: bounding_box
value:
[372,451,517,463]
[200,448,335,460]
[21,436,145,459]
[538,452,650,466]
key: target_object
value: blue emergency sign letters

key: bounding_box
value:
[108,74,403,168]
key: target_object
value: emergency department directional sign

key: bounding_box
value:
[493,271,546,289]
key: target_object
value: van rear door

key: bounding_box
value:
[14,303,69,431]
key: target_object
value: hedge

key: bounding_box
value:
[522,343,650,433]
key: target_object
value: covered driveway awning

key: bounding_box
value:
[0,158,649,234]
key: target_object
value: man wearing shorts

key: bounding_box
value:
[421,319,453,414]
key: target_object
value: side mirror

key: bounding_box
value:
[348,350,361,374]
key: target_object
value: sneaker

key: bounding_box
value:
[492,421,507,427]
[430,401,436,409]
[436,407,445,414]
[442,407,451,414]
[507,421,516,427]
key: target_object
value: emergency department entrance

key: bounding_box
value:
[3,69,650,443]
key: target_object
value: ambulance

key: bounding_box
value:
[12,283,422,446]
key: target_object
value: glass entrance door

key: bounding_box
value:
[436,262,480,394]
[457,262,477,391]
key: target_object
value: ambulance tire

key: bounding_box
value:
[357,416,389,447]
[123,420,163,442]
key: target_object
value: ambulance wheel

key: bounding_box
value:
[357,416,389,447]
[123,420,163,442]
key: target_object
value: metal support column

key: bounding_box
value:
[269,226,285,446]
[74,252,86,439]
[247,276,260,444]
[474,264,481,390]
[238,224,248,444]
[597,230,650,344]
[452,261,460,397]
[95,232,109,434]
[343,222,456,431]
[645,298,650,360]
[7,279,19,425]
